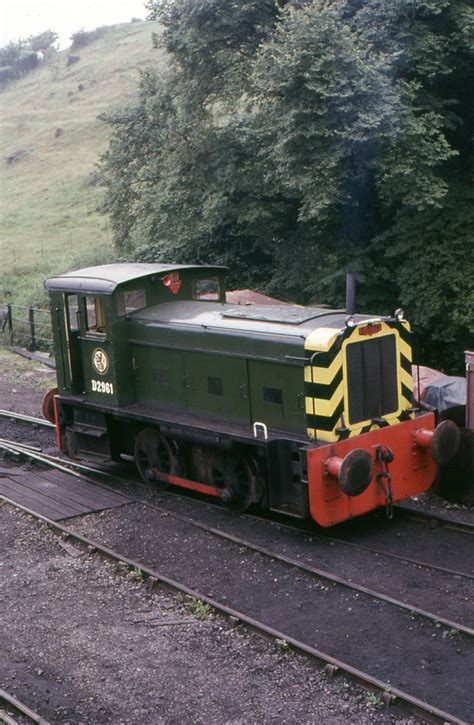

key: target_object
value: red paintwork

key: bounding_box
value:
[307,413,436,527]
[413,428,434,448]
[42,387,58,424]
[163,272,182,295]
[358,323,382,336]
[150,469,221,498]
[326,456,343,477]
[53,395,62,452]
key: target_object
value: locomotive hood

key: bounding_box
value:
[131,299,384,342]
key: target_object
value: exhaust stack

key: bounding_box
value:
[346,272,356,315]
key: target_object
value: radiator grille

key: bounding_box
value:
[346,335,398,424]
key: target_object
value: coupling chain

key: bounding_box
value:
[375,445,394,519]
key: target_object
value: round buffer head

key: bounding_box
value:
[42,387,58,424]
[431,419,460,466]
[338,449,374,497]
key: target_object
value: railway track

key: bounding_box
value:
[0,688,51,725]
[395,500,474,534]
[1,435,474,723]
[0,409,55,429]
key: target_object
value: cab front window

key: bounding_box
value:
[117,289,146,316]
[192,277,221,301]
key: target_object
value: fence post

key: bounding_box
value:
[28,306,36,352]
[7,304,13,346]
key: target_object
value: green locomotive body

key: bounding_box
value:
[45,263,439,526]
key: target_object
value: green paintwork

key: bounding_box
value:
[45,263,378,437]
[134,346,186,411]
[184,351,250,422]
[248,360,306,432]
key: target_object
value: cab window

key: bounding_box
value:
[192,278,220,301]
[65,294,79,331]
[117,289,146,316]
[85,296,106,335]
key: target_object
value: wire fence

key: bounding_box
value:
[0,302,54,351]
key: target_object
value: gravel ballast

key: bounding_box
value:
[1,503,423,724]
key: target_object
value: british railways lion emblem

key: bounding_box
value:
[92,348,109,375]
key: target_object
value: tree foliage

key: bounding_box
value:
[0,30,58,88]
[101,0,474,371]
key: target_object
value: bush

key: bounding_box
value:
[84,170,101,187]
[0,31,57,89]
[0,66,16,88]
[70,27,109,49]
[5,148,28,165]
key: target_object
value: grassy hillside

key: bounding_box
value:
[0,21,165,305]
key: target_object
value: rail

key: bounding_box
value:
[0,302,53,352]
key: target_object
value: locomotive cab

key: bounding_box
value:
[46,263,227,406]
[45,264,227,460]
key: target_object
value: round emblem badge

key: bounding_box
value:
[92,348,109,375]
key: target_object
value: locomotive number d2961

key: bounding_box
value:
[91,380,114,395]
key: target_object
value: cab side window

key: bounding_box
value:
[85,296,106,335]
[65,294,79,331]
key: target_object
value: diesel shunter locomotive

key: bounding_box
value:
[44,263,452,527]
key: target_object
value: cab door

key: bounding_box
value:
[78,294,118,404]
[57,293,84,394]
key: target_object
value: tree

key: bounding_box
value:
[101,0,473,370]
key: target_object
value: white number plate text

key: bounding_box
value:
[91,379,114,395]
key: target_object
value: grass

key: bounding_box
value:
[127,566,145,582]
[176,594,213,620]
[366,692,384,707]
[0,21,167,307]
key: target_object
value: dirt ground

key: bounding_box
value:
[0,346,448,723]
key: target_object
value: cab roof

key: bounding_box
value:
[44,263,227,295]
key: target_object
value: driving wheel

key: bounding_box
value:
[211,455,261,513]
[135,428,182,489]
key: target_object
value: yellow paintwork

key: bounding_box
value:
[304,319,413,442]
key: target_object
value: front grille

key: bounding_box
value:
[346,335,398,424]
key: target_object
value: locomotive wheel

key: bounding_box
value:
[134,428,182,488]
[211,455,261,513]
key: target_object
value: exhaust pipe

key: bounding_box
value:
[346,272,356,316]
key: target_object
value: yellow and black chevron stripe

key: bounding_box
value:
[304,320,413,442]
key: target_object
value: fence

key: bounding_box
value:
[0,303,54,351]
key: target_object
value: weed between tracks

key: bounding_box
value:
[366,692,384,708]
[176,593,213,620]
[126,566,144,582]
